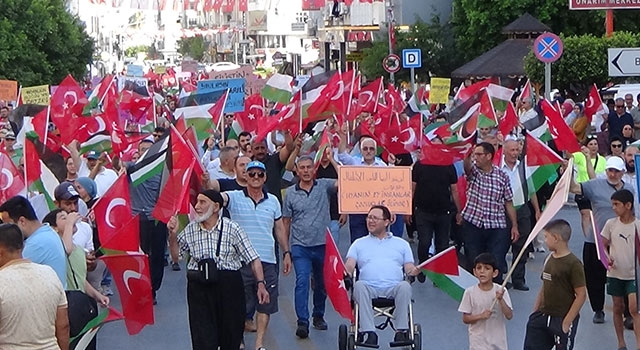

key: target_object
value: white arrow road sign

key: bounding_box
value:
[608,48,640,77]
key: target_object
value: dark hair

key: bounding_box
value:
[238,131,252,139]
[610,135,624,145]
[584,134,598,146]
[153,126,166,134]
[369,205,391,220]
[543,219,572,241]
[234,155,251,166]
[0,223,23,252]
[476,142,495,158]
[611,189,634,209]
[0,196,38,222]
[474,253,498,270]
[42,209,65,228]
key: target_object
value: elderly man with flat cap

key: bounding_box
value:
[168,189,269,350]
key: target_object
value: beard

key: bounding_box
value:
[626,162,635,173]
[194,206,214,223]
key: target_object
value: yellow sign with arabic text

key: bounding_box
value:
[429,78,451,104]
[21,85,50,105]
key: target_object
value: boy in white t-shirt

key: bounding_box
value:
[601,189,640,350]
[458,253,513,350]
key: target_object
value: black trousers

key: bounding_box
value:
[582,242,606,312]
[508,205,532,285]
[139,219,168,296]
[524,311,579,350]
[187,270,246,350]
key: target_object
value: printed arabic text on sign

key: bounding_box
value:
[338,166,412,215]
[197,78,245,113]
[533,33,563,63]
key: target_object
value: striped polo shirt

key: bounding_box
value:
[225,188,282,264]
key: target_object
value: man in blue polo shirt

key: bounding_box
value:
[344,205,421,347]
[0,196,67,288]
[221,160,291,350]
[283,156,338,339]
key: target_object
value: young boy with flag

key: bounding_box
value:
[600,189,640,350]
[458,253,512,350]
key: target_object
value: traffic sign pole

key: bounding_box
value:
[533,33,563,99]
[545,63,551,102]
[410,68,415,95]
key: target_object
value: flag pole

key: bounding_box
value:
[299,88,303,135]
[97,75,115,109]
[218,89,229,145]
[42,105,51,153]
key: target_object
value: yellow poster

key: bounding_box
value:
[429,78,451,104]
[21,85,50,105]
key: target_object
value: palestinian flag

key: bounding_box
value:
[83,75,116,116]
[424,265,478,302]
[69,307,124,350]
[313,127,331,166]
[525,133,562,198]
[79,133,112,155]
[24,137,59,210]
[417,246,459,275]
[261,73,293,104]
[128,134,169,187]
[173,104,217,143]
[227,120,244,140]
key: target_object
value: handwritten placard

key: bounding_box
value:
[338,166,412,215]
[197,78,245,113]
[21,85,50,105]
[0,80,18,102]
[429,77,451,104]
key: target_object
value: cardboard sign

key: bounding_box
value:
[429,78,451,104]
[154,65,167,74]
[338,166,412,215]
[208,66,254,80]
[0,80,18,102]
[197,78,245,113]
[126,64,144,77]
[21,85,50,105]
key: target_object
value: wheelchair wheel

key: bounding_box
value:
[413,323,422,350]
[347,334,356,350]
[338,324,348,350]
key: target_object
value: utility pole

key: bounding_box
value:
[386,0,395,85]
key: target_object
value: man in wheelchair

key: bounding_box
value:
[344,205,422,348]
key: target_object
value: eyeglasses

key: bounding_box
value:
[248,172,265,178]
[616,105,625,109]
[611,143,623,148]
[366,215,386,222]
[361,147,376,151]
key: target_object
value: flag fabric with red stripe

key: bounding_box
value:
[0,152,25,202]
[499,102,520,136]
[358,77,383,113]
[420,132,475,166]
[207,89,228,128]
[49,75,89,144]
[92,174,139,252]
[540,99,581,153]
[583,84,604,123]
[235,94,263,133]
[416,246,459,275]
[255,94,301,141]
[101,253,154,335]
[525,133,563,167]
[323,228,354,322]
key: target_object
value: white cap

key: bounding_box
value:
[605,156,625,172]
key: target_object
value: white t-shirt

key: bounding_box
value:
[600,217,640,280]
[72,221,94,252]
[0,261,67,350]
[458,283,512,350]
[78,161,118,197]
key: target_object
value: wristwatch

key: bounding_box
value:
[283,251,291,258]
[256,280,267,287]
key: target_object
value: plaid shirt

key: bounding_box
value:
[177,216,260,271]
[462,164,513,229]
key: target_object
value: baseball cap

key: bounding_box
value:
[605,156,625,172]
[246,160,266,172]
[4,131,15,140]
[54,181,80,201]
[86,150,100,160]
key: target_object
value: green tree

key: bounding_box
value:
[360,17,461,85]
[176,36,208,62]
[0,0,94,86]
[125,45,151,58]
[451,0,640,62]
[523,31,640,98]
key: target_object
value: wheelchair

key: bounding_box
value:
[338,275,422,350]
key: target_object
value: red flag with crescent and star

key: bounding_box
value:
[323,228,354,322]
[101,253,154,335]
[92,174,138,252]
[583,83,604,123]
[0,152,25,202]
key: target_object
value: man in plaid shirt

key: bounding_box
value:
[462,142,519,284]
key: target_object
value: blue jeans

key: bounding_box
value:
[349,214,404,243]
[291,245,326,325]
[463,220,510,283]
[329,220,340,246]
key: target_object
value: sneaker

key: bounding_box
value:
[593,310,605,324]
[171,262,181,271]
[312,316,328,330]
[512,282,530,291]
[101,285,114,296]
[295,322,309,338]
[244,319,257,332]
[393,330,410,343]
[357,331,378,346]
[416,272,426,283]
[624,316,634,330]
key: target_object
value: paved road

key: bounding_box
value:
[99,206,626,349]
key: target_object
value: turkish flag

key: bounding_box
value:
[222,0,234,12]
[255,93,301,142]
[358,77,383,114]
[0,152,25,202]
[540,99,581,154]
[238,0,247,11]
[92,174,138,252]
[323,229,354,322]
[384,83,406,114]
[235,94,263,133]
[120,90,153,122]
[49,75,89,144]
[203,0,213,11]
[498,102,520,136]
[212,0,223,11]
[306,70,357,126]
[378,116,422,155]
[420,132,475,166]
[416,246,459,275]
[23,138,42,185]
[583,83,604,123]
[101,253,154,335]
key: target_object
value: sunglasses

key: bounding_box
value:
[611,144,623,148]
[248,172,265,178]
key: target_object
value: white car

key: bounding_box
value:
[206,62,241,72]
